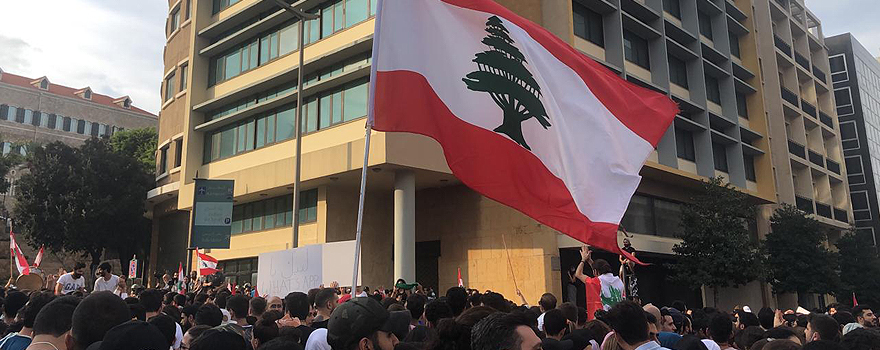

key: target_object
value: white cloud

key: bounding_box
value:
[808,0,880,57]
[0,0,167,114]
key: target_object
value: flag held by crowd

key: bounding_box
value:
[371,0,678,260]
[198,251,219,276]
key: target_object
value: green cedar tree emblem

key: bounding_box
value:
[601,286,623,308]
[463,16,550,151]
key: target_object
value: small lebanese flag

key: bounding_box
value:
[197,251,219,276]
[34,245,44,268]
[177,262,186,294]
[457,268,464,287]
[9,230,29,276]
[853,292,859,306]
[371,0,677,258]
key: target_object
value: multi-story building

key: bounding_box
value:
[153,0,858,309]
[0,68,158,277]
[826,33,880,246]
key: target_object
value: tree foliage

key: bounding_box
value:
[763,204,838,296]
[836,229,880,307]
[13,134,154,270]
[671,177,762,305]
[109,127,157,173]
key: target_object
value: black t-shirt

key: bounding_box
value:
[563,328,595,350]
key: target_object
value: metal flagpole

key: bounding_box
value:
[273,0,319,250]
[351,0,384,298]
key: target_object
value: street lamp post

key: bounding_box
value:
[274,0,319,249]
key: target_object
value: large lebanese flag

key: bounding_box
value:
[371,0,678,257]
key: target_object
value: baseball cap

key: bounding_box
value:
[96,320,167,350]
[327,297,395,350]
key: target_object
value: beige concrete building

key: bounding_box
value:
[0,68,158,279]
[148,0,845,309]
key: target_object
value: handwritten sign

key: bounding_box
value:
[257,240,361,297]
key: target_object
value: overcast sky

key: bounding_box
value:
[0,1,878,115]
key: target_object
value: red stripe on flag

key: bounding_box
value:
[439,0,678,147]
[374,70,620,254]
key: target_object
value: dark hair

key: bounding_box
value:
[214,292,229,309]
[253,317,279,346]
[834,311,855,326]
[33,295,79,337]
[427,318,470,350]
[425,299,454,327]
[761,339,801,350]
[672,335,709,350]
[481,292,509,313]
[190,328,248,350]
[808,314,840,342]
[194,293,209,305]
[538,293,557,311]
[557,302,577,324]
[262,310,284,322]
[584,320,611,343]
[227,295,249,319]
[73,262,86,270]
[543,309,568,337]
[284,292,309,319]
[471,312,535,350]
[591,259,613,275]
[446,287,468,317]
[250,297,267,316]
[796,314,808,328]
[734,326,765,350]
[315,288,338,310]
[195,303,223,327]
[124,297,139,305]
[469,293,483,308]
[98,261,112,272]
[258,338,304,350]
[164,292,176,306]
[186,324,210,339]
[853,305,874,319]
[147,314,176,349]
[163,304,181,321]
[4,291,27,320]
[576,307,588,326]
[129,304,146,321]
[71,292,131,349]
[802,340,844,350]
[841,328,880,350]
[645,311,658,326]
[139,289,164,313]
[174,294,186,307]
[758,307,775,330]
[765,327,799,341]
[456,306,496,327]
[709,313,733,343]
[21,291,55,328]
[737,311,760,328]
[406,293,427,321]
[607,301,649,346]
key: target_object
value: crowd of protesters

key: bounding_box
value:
[0,248,878,350]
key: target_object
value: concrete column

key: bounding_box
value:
[394,170,416,283]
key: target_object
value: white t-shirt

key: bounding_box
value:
[57,273,85,295]
[537,312,546,332]
[94,274,119,292]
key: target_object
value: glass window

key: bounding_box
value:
[277,107,296,141]
[829,55,846,73]
[623,30,650,69]
[699,12,713,40]
[158,146,168,175]
[343,82,368,121]
[90,122,99,137]
[653,199,682,237]
[279,23,299,56]
[242,204,253,232]
[744,154,756,181]
[77,120,86,134]
[306,17,320,45]
[224,50,241,81]
[63,116,71,131]
[713,142,728,172]
[169,8,180,34]
[621,195,654,234]
[237,122,248,153]
[669,55,688,88]
[213,0,240,14]
[299,189,318,223]
[663,0,681,19]
[346,0,369,27]
[165,73,176,101]
[729,33,740,58]
[334,1,344,32]
[14,108,24,123]
[320,93,333,129]
[846,156,863,175]
[231,206,243,234]
[256,116,266,148]
[47,114,56,129]
[852,192,869,210]
[20,109,30,124]
[252,201,264,231]
[322,4,335,37]
[174,139,183,167]
[840,122,857,140]
[263,200,276,230]
[0,105,7,120]
[676,128,695,161]
[835,88,853,106]
[219,126,236,158]
[180,64,188,91]
[736,93,748,118]
[706,76,721,104]
[573,2,604,47]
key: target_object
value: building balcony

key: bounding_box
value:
[819,111,833,128]
[834,207,848,222]
[782,86,800,107]
[808,150,824,167]
[801,99,817,118]
[816,202,833,219]
[796,195,814,214]
[789,140,806,159]
[773,0,788,7]
[775,35,793,57]
[812,65,827,82]
[827,159,841,175]
[795,52,810,69]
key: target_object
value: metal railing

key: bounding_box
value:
[808,150,824,167]
[819,111,833,128]
[796,196,814,214]
[827,159,841,175]
[813,65,827,82]
[816,202,833,219]
[834,207,848,222]
[788,140,806,158]
[795,52,810,69]
[781,86,800,106]
[775,35,792,57]
[801,99,817,117]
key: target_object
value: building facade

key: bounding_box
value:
[0,68,158,277]
[826,33,880,245]
[149,0,851,309]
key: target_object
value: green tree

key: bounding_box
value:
[13,137,154,272]
[763,204,838,298]
[463,15,550,150]
[671,177,762,306]
[109,127,157,173]
[836,229,880,307]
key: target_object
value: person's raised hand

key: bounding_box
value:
[580,245,591,262]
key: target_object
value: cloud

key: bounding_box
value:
[0,36,40,72]
[808,0,880,56]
